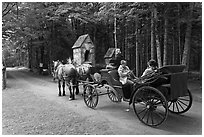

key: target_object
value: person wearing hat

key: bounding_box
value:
[141,59,158,77]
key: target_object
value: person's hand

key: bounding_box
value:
[123,72,129,76]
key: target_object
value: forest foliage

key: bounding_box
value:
[2,2,202,76]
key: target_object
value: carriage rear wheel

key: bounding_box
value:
[132,86,168,127]
[83,85,99,109]
[168,89,192,114]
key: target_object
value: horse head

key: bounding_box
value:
[53,60,62,70]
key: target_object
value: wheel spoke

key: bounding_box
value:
[138,102,146,106]
[154,99,161,104]
[146,110,150,124]
[85,96,90,102]
[151,112,154,125]
[138,107,147,115]
[91,100,94,108]
[135,97,144,103]
[153,110,164,120]
[173,102,175,112]
[168,102,173,108]
[178,98,189,102]
[154,100,163,107]
[87,99,91,106]
[175,102,180,113]
[178,99,188,107]
[141,108,149,120]
[177,100,185,111]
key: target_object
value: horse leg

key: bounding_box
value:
[68,84,73,100]
[75,80,79,95]
[62,80,66,96]
[75,85,79,95]
[69,82,75,100]
[58,80,61,96]
[72,84,75,100]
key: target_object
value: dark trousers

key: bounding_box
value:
[122,80,134,99]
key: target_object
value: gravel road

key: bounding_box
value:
[2,67,202,135]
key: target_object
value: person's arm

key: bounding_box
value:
[141,68,149,77]
[141,68,156,77]
[118,66,128,77]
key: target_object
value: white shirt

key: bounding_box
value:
[118,65,130,84]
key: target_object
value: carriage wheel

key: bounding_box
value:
[168,89,192,114]
[132,86,168,127]
[107,89,121,102]
[83,85,99,109]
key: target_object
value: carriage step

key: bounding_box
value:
[113,86,122,89]
[161,84,170,87]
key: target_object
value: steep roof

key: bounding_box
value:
[72,34,89,49]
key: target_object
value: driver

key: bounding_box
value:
[118,60,134,100]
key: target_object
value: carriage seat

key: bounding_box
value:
[108,70,122,86]
[160,72,188,100]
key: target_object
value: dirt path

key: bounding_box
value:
[2,68,202,135]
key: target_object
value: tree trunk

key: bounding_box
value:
[135,17,139,77]
[124,19,127,59]
[114,3,117,53]
[150,10,155,60]
[163,18,168,66]
[182,3,194,71]
[177,3,182,63]
[172,36,175,64]
[154,8,162,67]
[146,25,149,64]
[114,17,117,50]
[125,22,130,61]
[200,55,202,79]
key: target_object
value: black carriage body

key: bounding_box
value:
[100,69,123,97]
[99,65,189,101]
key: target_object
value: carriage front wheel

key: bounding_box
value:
[132,86,168,127]
[168,89,192,114]
[83,85,99,109]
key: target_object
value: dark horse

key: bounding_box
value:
[53,60,79,100]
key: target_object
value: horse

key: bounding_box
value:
[75,62,93,81]
[53,60,79,100]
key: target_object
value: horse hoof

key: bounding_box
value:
[58,94,61,96]
[63,94,66,96]
[69,98,73,101]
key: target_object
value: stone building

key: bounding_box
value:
[72,34,95,65]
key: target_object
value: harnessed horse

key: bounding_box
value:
[53,60,79,100]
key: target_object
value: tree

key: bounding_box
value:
[182,3,194,71]
[2,2,201,75]
[154,6,162,67]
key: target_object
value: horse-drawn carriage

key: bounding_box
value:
[53,36,192,127]
[82,64,193,127]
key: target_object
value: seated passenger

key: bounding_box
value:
[141,59,158,77]
[118,60,134,100]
